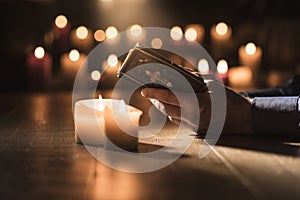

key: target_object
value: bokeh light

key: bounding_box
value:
[184,27,197,42]
[245,42,256,55]
[216,22,228,36]
[151,38,163,49]
[91,70,101,81]
[34,46,45,59]
[198,58,209,73]
[94,29,106,42]
[105,26,118,39]
[69,49,80,62]
[107,54,118,67]
[217,59,228,74]
[130,24,142,37]
[55,15,68,29]
[170,26,183,41]
[76,26,89,40]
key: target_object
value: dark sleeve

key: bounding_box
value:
[251,96,300,135]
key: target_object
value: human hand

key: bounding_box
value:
[141,81,253,135]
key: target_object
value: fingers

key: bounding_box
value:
[141,88,179,106]
[149,99,181,119]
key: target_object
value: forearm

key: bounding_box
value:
[250,96,300,135]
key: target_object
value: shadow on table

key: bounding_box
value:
[209,134,300,157]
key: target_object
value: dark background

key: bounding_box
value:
[0,0,300,91]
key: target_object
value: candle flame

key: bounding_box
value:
[34,46,45,59]
[55,15,68,29]
[170,26,183,41]
[91,70,101,81]
[198,58,209,73]
[69,49,80,62]
[151,38,163,49]
[107,54,118,67]
[98,95,104,111]
[217,59,228,74]
[185,27,197,42]
[130,24,142,37]
[76,26,88,40]
[94,29,106,42]
[245,42,256,55]
[216,22,228,36]
[105,26,118,39]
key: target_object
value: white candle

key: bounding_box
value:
[228,66,253,88]
[70,26,94,52]
[210,22,232,59]
[74,98,143,150]
[60,49,86,88]
[238,42,262,86]
[238,42,262,69]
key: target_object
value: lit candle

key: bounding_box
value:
[184,24,205,43]
[216,59,229,85]
[228,66,253,89]
[210,22,232,59]
[53,14,71,52]
[26,46,52,91]
[238,42,262,85]
[60,49,87,88]
[74,98,143,150]
[70,26,94,53]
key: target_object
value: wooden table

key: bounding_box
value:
[0,92,299,200]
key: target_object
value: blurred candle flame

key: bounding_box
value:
[105,26,118,39]
[55,15,68,29]
[170,26,183,41]
[198,58,209,73]
[34,46,45,59]
[76,26,88,40]
[245,42,256,55]
[130,24,142,37]
[216,22,228,36]
[217,59,228,74]
[91,70,101,81]
[69,49,80,62]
